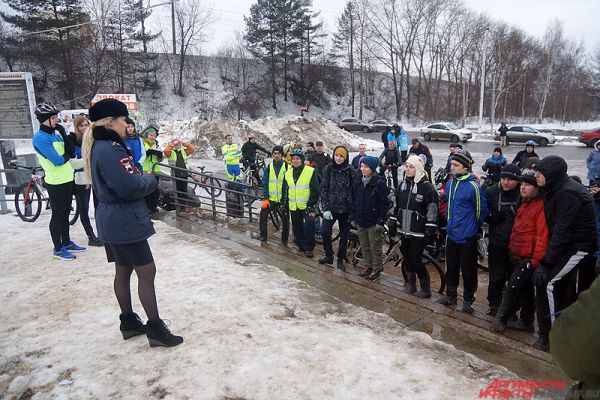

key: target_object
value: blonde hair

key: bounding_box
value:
[82,117,113,185]
[73,115,89,143]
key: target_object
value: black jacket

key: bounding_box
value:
[378,148,402,167]
[537,155,597,264]
[281,164,320,210]
[393,178,438,237]
[485,183,520,248]
[409,143,433,167]
[308,151,332,178]
[512,150,539,169]
[241,140,269,163]
[351,175,389,228]
[320,153,358,214]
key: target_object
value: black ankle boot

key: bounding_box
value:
[119,313,147,340]
[146,319,183,347]
[88,233,103,247]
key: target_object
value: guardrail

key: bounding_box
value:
[0,168,20,214]
[151,162,262,222]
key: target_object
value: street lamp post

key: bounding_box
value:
[478,29,489,133]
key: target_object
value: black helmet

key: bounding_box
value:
[34,102,60,122]
[434,167,447,185]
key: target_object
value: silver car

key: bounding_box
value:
[420,122,472,143]
[493,125,555,146]
[338,117,373,133]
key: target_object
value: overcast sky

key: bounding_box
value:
[147,0,600,55]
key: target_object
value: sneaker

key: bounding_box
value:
[462,301,474,314]
[436,296,457,306]
[318,256,334,266]
[490,319,506,333]
[506,320,535,332]
[359,267,373,278]
[533,336,549,351]
[53,247,76,261]
[366,268,382,281]
[65,241,86,253]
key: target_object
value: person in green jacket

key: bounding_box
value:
[141,124,163,213]
[550,277,600,399]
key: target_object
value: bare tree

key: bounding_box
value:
[534,19,563,123]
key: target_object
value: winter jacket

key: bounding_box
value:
[351,154,365,170]
[508,196,549,268]
[386,132,399,150]
[381,128,391,148]
[394,178,438,237]
[378,148,402,167]
[281,164,320,209]
[409,143,433,167]
[125,136,146,167]
[90,126,157,244]
[550,278,600,393]
[446,173,488,243]
[351,174,389,228]
[241,140,269,163]
[512,150,539,169]
[485,183,520,248]
[537,156,597,265]
[498,125,508,136]
[32,125,74,185]
[398,129,410,151]
[586,146,600,183]
[320,151,358,214]
[482,155,507,183]
[307,151,332,179]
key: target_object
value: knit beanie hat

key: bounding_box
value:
[334,146,349,161]
[493,147,502,154]
[272,145,284,154]
[450,151,471,169]
[501,163,521,181]
[360,156,379,173]
[520,171,537,186]
[89,99,129,122]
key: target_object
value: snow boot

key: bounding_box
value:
[533,335,549,351]
[359,267,373,278]
[436,296,457,306]
[403,272,417,294]
[506,319,535,332]
[416,274,431,298]
[462,301,474,314]
[318,256,334,266]
[146,319,183,347]
[305,250,314,259]
[336,258,346,272]
[119,313,147,340]
[88,233,103,247]
[366,267,382,281]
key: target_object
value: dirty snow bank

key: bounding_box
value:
[0,214,514,399]
[159,115,383,159]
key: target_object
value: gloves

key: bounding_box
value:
[533,267,549,287]
[261,199,270,209]
[322,210,333,220]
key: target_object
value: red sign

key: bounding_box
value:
[91,94,137,111]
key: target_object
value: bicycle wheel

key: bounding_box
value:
[423,253,445,294]
[242,178,260,205]
[14,182,43,222]
[269,206,282,230]
[346,235,362,267]
[69,194,79,225]
[209,177,223,198]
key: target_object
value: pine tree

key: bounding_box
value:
[129,0,161,53]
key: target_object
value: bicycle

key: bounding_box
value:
[240,162,263,205]
[9,161,79,224]
[189,166,223,198]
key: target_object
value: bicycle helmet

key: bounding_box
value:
[34,102,60,122]
[525,140,536,147]
[290,148,305,161]
[434,167,447,185]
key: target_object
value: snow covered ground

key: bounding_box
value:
[0,213,516,399]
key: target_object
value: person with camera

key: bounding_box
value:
[141,123,163,213]
[281,149,319,258]
[164,138,196,212]
[533,155,597,350]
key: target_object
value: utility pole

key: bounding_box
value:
[478,28,489,133]
[171,0,176,55]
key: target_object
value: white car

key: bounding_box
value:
[420,122,472,143]
[493,125,556,146]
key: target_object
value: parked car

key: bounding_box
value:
[578,128,600,147]
[493,125,555,146]
[420,122,472,143]
[369,119,392,132]
[338,117,373,133]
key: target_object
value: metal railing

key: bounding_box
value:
[152,162,262,222]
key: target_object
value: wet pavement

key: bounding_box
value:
[156,211,564,381]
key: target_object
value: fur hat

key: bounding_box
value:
[89,99,129,122]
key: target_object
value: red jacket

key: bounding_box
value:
[508,197,549,268]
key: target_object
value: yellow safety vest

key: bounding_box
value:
[143,140,162,173]
[35,139,74,185]
[222,143,241,166]
[268,162,287,202]
[285,165,314,211]
[167,148,189,169]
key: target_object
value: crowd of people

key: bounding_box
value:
[28,99,600,378]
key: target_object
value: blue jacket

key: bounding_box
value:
[90,127,157,244]
[351,175,389,228]
[398,129,409,151]
[446,173,488,243]
[386,132,399,149]
[32,127,69,167]
[586,150,600,183]
[125,136,146,167]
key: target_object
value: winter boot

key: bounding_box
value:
[336,258,346,272]
[462,301,474,314]
[533,335,549,351]
[119,313,147,340]
[146,319,183,348]
[318,256,334,266]
[366,267,382,281]
[506,319,535,332]
[416,274,432,298]
[88,233,103,247]
[403,272,417,294]
[359,267,373,278]
[490,318,506,333]
[305,250,314,259]
[436,296,457,306]
[486,306,499,316]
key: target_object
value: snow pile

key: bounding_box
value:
[159,115,383,159]
[0,214,515,399]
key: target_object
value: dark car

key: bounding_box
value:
[578,128,600,147]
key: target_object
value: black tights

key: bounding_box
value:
[114,262,160,322]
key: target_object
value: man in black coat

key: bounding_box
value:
[484,163,521,316]
[533,155,598,350]
[410,138,433,181]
